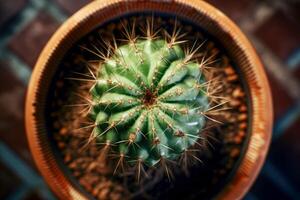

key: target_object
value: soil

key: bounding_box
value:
[48,15,248,200]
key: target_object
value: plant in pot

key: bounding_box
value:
[25,1,273,200]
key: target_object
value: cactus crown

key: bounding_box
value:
[89,35,209,168]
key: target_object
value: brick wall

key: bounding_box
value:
[0,0,299,199]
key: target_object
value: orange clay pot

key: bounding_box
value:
[25,0,273,199]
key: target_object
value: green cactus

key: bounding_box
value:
[89,38,209,168]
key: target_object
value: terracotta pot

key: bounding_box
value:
[25,0,273,199]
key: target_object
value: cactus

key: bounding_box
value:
[89,37,209,170]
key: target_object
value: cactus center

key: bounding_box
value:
[143,89,157,106]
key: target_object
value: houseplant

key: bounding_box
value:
[25,0,273,199]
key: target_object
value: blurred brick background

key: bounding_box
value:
[0,0,299,199]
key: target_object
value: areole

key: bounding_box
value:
[25,0,273,199]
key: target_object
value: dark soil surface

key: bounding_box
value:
[48,15,249,200]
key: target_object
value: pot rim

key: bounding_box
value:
[25,0,273,199]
